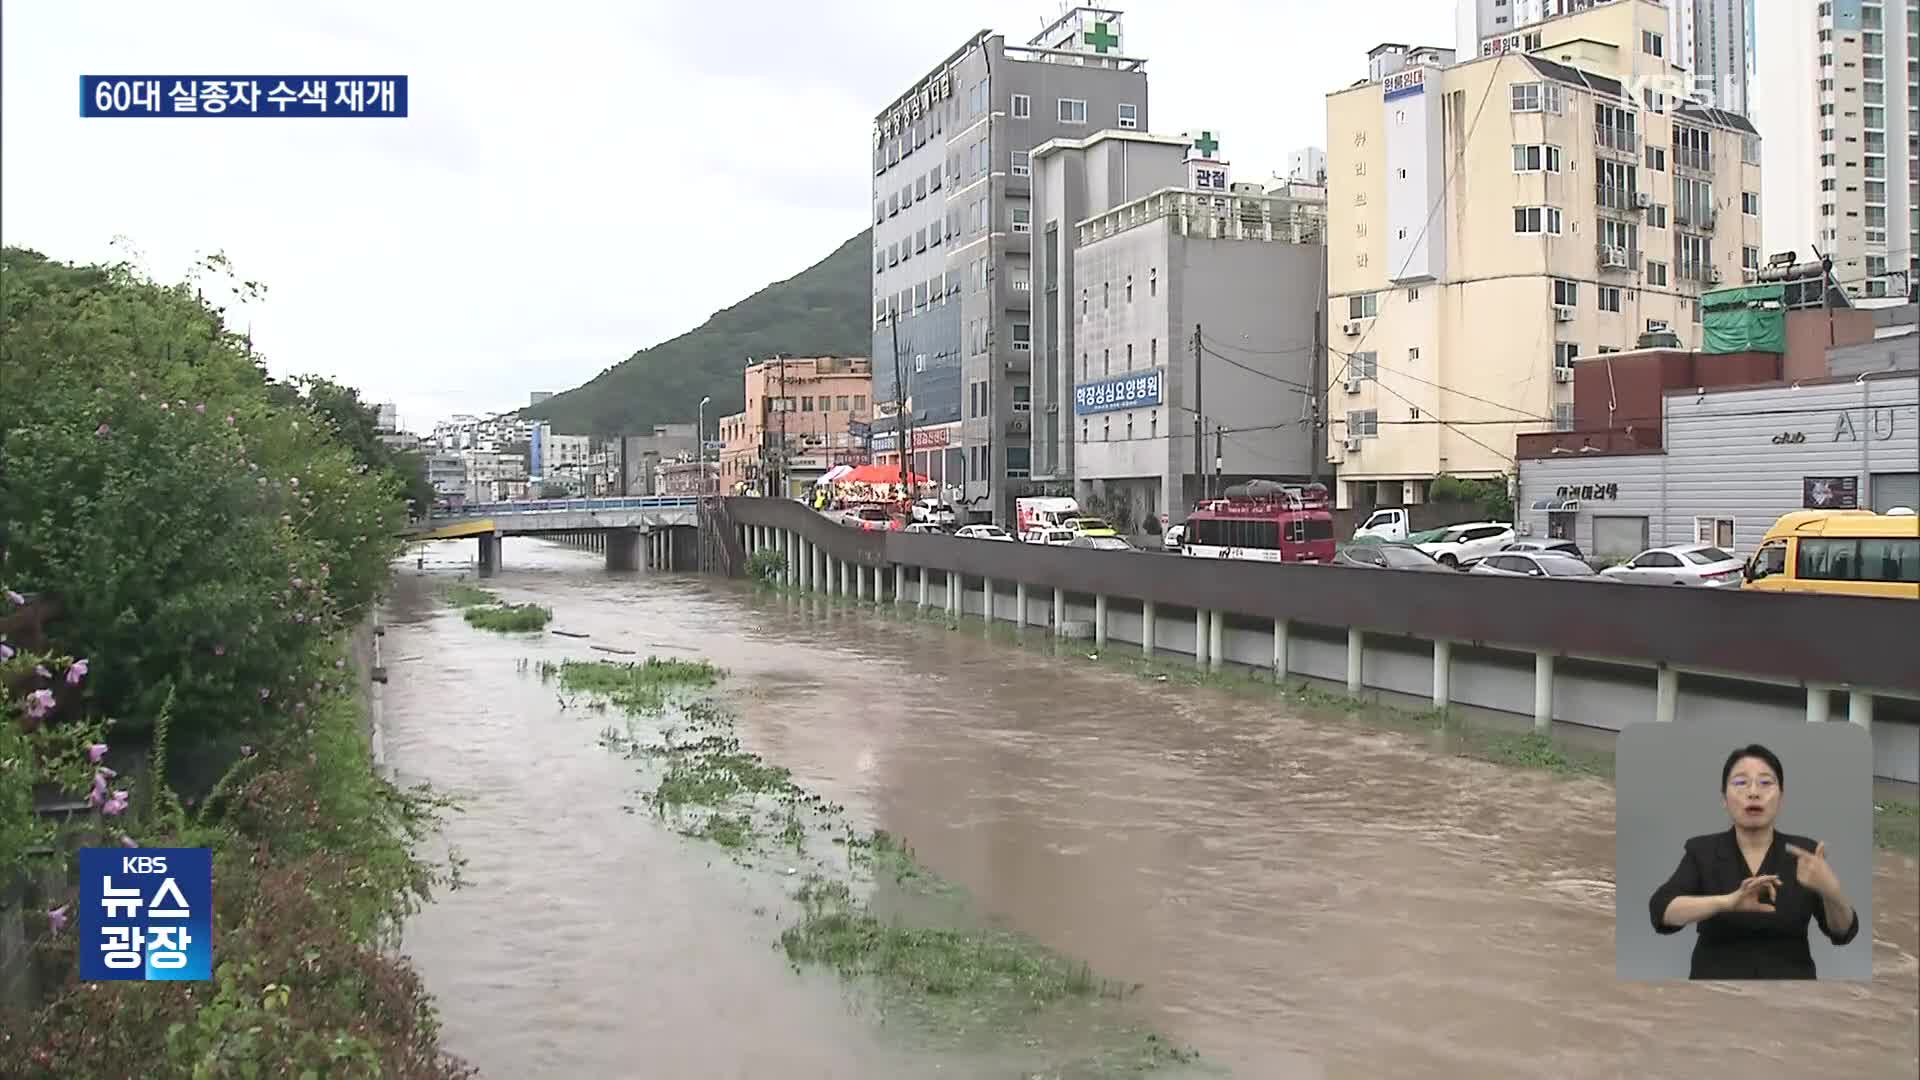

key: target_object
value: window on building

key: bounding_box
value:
[1554,342,1579,370]
[1553,403,1574,431]
[1347,409,1379,438]
[1103,282,1110,308]
[1149,268,1158,296]
[1678,233,1712,280]
[1102,348,1110,375]
[1011,93,1030,118]
[1012,206,1031,233]
[1125,274,1134,302]
[1351,351,1378,379]
[1553,279,1579,307]
[1349,292,1379,319]
[1513,205,1563,234]
[1642,30,1663,56]
[1011,150,1030,177]
[801,396,815,412]
[1511,82,1542,112]
[1012,323,1031,351]
[1512,143,1562,172]
[1151,338,1157,365]
[1647,260,1669,286]
[1011,267,1029,291]
[1059,98,1087,124]
[1408,346,1420,361]
[1743,246,1760,271]
[1646,145,1666,171]
[1601,219,1638,254]
[1012,385,1031,413]
[1118,103,1138,129]
[1598,286,1622,312]
[1742,191,1759,215]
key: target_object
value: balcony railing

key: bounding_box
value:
[1595,244,1641,272]
[1674,146,1713,172]
[1595,126,1639,154]
[1595,183,1640,212]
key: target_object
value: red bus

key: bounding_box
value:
[1180,481,1336,564]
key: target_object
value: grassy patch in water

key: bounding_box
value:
[695,812,753,849]
[443,583,500,607]
[540,656,722,714]
[1874,799,1920,856]
[462,603,552,632]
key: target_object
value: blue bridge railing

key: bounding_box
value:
[429,495,701,520]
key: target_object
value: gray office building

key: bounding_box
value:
[870,6,1149,524]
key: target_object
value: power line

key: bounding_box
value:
[1327,343,1552,422]
[1200,333,1317,358]
[1200,345,1314,393]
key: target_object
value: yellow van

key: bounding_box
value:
[1743,508,1920,598]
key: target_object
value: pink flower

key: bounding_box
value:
[119,835,138,848]
[33,665,50,680]
[289,477,299,488]
[88,772,107,807]
[87,743,108,763]
[96,423,110,437]
[48,905,69,934]
[3,589,23,606]
[66,659,88,685]
[25,688,54,719]
[226,414,236,425]
[0,642,12,661]
[195,403,206,414]
[102,790,130,816]
[213,643,227,656]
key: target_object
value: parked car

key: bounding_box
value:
[1470,552,1600,579]
[1162,523,1186,552]
[1068,536,1132,551]
[1332,542,1450,572]
[1063,517,1119,539]
[1414,522,1515,569]
[1501,538,1586,561]
[954,523,1016,542]
[902,522,944,534]
[1023,527,1078,545]
[1599,544,1745,587]
[911,499,959,527]
[841,506,902,532]
[1352,506,1410,542]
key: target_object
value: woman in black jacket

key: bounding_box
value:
[1649,743,1860,979]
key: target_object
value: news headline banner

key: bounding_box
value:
[78,847,214,981]
[81,77,408,117]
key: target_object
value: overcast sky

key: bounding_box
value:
[3,0,1449,433]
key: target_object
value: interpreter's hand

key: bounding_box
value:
[1723,874,1782,914]
[1786,842,1841,899]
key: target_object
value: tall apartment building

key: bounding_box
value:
[1756,0,1918,303]
[1032,128,1327,527]
[869,6,1148,525]
[1326,0,1763,511]
[1460,0,1742,106]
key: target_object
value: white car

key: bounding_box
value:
[1470,552,1599,579]
[1415,522,1515,570]
[1023,527,1078,545]
[1163,523,1186,552]
[910,499,958,527]
[1599,544,1745,587]
[954,524,1015,542]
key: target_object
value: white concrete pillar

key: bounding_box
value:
[1654,664,1678,723]
[818,547,829,595]
[949,572,960,615]
[1052,587,1065,635]
[1274,618,1290,681]
[1142,601,1156,656]
[983,578,995,621]
[1195,610,1210,668]
[1346,628,1363,695]
[856,563,867,602]
[1433,639,1452,708]
[1208,609,1224,672]
[1806,684,1831,724]
[1848,688,1874,728]
[1015,582,1029,627]
[917,566,929,608]
[895,564,906,606]
[1534,652,1555,734]
[1094,594,1108,648]
[838,558,850,598]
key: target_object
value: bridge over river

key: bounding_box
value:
[383,537,1918,1078]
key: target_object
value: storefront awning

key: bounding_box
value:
[1530,497,1580,511]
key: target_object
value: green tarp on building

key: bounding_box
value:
[1701,283,1787,354]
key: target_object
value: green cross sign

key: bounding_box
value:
[1192,131,1219,157]
[1083,21,1119,53]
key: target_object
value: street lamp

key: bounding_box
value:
[697,396,712,495]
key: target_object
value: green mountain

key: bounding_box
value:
[524,230,872,436]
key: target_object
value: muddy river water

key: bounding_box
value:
[384,540,1919,1079]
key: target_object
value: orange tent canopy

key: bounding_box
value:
[841,463,928,486]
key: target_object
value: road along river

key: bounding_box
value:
[382,539,1919,1079]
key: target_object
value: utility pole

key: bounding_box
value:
[1191,322,1204,507]
[889,308,911,503]
[1310,247,1326,487]
[775,354,788,499]
[1214,422,1224,498]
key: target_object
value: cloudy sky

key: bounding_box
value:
[3,0,1449,432]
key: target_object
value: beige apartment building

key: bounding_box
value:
[1324,0,1763,510]
[716,355,873,497]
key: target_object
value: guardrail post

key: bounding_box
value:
[1094,594,1107,648]
[1274,618,1290,682]
[1534,652,1555,733]
[1433,639,1452,708]
[1015,582,1028,627]
[1142,601,1156,656]
[1654,664,1678,722]
[1806,684,1831,724]
[1346,628,1363,695]
[983,578,995,622]
[1848,689,1874,729]
[1208,609,1224,672]
[1051,587,1064,636]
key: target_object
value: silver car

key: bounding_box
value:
[1598,545,1745,587]
[1470,552,1599,579]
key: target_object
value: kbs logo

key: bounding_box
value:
[78,847,212,981]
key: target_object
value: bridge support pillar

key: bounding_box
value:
[1433,638,1452,708]
[1806,684,1832,723]
[1346,628,1363,696]
[605,529,640,572]
[1654,664,1677,722]
[856,563,868,602]
[477,534,501,578]
[1142,601,1156,656]
[1195,610,1210,668]
[1210,609,1224,671]
[817,547,829,596]
[946,572,957,616]
[917,566,928,609]
[1051,587,1064,636]
[1533,652,1555,734]
[1848,688,1874,729]
[1015,583,1028,627]
[1094,594,1107,647]
[839,558,851,599]
[895,564,906,606]
[983,578,995,621]
[1274,619,1290,682]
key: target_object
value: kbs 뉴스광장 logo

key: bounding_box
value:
[77,847,213,981]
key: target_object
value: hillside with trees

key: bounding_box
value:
[524,230,872,436]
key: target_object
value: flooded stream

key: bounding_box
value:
[385,540,1919,1079]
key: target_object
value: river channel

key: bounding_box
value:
[384,539,1919,1079]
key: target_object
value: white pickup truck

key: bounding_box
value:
[1353,507,1410,542]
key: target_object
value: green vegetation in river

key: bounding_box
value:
[536,656,1210,1076]
[442,583,501,608]
[461,603,552,633]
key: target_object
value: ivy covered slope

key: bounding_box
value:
[523,229,871,436]
[0,247,469,1078]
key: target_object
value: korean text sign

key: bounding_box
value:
[81,77,408,117]
[1073,369,1163,416]
[79,848,213,981]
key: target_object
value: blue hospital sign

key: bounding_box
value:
[78,848,213,981]
[1073,369,1164,415]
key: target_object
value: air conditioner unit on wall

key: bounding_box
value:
[1554,367,1573,383]
[1634,192,1653,210]
[1345,377,1363,394]
[1708,268,1724,283]
[1553,305,1575,322]
[1345,437,1364,452]
[1342,320,1362,336]
[1602,246,1629,269]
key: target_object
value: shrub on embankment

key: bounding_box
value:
[0,248,468,1075]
